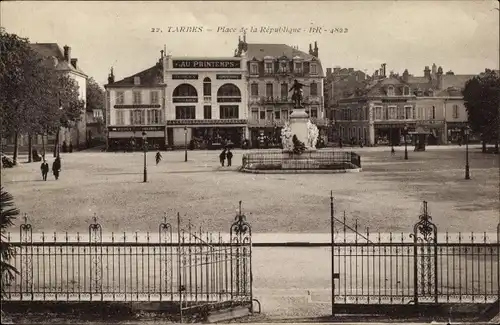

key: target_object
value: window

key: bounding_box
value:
[203,77,211,96]
[397,106,405,119]
[116,91,124,105]
[310,82,318,96]
[428,89,434,97]
[294,62,302,73]
[93,109,103,118]
[264,62,273,74]
[274,110,281,120]
[217,83,241,98]
[387,86,395,96]
[418,107,423,120]
[259,110,266,120]
[431,106,436,119]
[147,109,162,124]
[173,84,198,97]
[374,106,382,120]
[310,108,318,118]
[134,76,140,85]
[175,106,196,119]
[453,104,459,119]
[412,107,416,120]
[279,61,288,73]
[280,83,288,98]
[388,106,396,119]
[251,83,259,96]
[133,91,142,104]
[115,110,125,125]
[405,106,412,119]
[403,86,410,96]
[250,63,258,75]
[131,110,144,125]
[204,105,212,119]
[310,63,317,75]
[266,110,273,121]
[219,105,239,119]
[150,91,159,104]
[281,110,289,120]
[251,108,258,121]
[266,83,273,97]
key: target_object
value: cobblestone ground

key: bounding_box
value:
[1,147,498,234]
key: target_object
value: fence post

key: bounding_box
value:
[330,191,335,316]
[19,214,33,301]
[89,214,103,301]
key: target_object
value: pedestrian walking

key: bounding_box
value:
[155,151,162,165]
[391,146,396,156]
[40,160,49,181]
[52,156,61,180]
[226,149,233,167]
[219,148,227,167]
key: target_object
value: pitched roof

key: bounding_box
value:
[107,63,163,88]
[30,43,87,77]
[441,74,475,89]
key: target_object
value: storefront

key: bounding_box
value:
[249,127,282,149]
[107,126,166,151]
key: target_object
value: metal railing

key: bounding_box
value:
[5,204,253,320]
[330,197,500,310]
[241,150,361,171]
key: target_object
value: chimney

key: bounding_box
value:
[70,58,78,69]
[431,63,437,77]
[348,68,354,73]
[63,45,71,62]
[381,63,387,77]
[402,69,409,82]
[326,68,332,77]
[309,43,313,55]
[436,66,443,89]
[334,67,340,74]
[424,66,431,79]
[314,41,318,57]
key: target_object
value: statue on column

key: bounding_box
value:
[288,79,308,108]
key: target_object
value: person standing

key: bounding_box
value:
[226,149,233,167]
[40,160,49,181]
[52,156,61,180]
[155,151,162,165]
[219,148,227,167]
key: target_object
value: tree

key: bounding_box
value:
[0,187,20,299]
[463,69,500,153]
[86,77,105,145]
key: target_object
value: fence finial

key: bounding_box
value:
[239,200,242,215]
[92,212,97,224]
[163,212,167,224]
[24,213,28,224]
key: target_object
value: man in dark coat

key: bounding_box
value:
[40,160,49,181]
[226,149,233,167]
[52,157,61,180]
[155,151,162,165]
[219,149,227,167]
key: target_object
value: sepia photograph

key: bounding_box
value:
[0,1,499,324]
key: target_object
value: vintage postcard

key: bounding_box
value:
[1,1,499,324]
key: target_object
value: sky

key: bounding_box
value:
[2,1,499,86]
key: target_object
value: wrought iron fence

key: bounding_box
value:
[330,195,499,311]
[5,203,253,320]
[241,150,361,170]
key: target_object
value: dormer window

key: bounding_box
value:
[294,62,302,74]
[134,76,140,85]
[264,62,273,74]
[387,85,395,96]
[250,63,258,75]
[403,86,410,96]
[279,61,288,73]
[310,63,317,75]
[428,89,434,97]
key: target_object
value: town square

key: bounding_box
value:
[1,1,499,324]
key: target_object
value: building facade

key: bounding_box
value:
[235,38,327,148]
[105,52,248,149]
[333,64,475,146]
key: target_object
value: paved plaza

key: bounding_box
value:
[1,146,498,234]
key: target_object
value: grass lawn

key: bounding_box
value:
[1,147,498,234]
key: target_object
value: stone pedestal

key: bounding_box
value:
[289,108,312,149]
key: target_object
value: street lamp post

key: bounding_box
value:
[464,126,470,180]
[142,131,148,183]
[184,126,188,162]
[404,124,408,160]
[54,103,64,158]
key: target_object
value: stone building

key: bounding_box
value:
[333,63,475,146]
[234,36,327,148]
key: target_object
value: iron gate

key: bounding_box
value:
[5,202,253,321]
[330,194,500,312]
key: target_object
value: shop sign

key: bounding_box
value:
[216,74,242,80]
[217,97,241,103]
[172,74,198,80]
[173,60,241,69]
[108,126,165,132]
[173,97,198,103]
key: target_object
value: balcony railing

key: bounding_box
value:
[203,96,211,103]
[248,117,328,127]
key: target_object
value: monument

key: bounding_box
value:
[240,80,362,174]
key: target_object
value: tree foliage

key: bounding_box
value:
[463,69,500,142]
[86,78,104,113]
[0,187,20,298]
